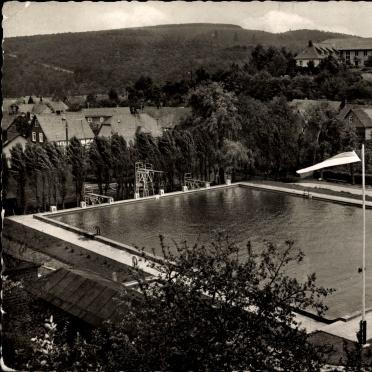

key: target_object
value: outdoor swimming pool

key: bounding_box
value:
[51,186,372,319]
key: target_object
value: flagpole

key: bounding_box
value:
[361,143,367,344]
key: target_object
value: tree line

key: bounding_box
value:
[80,47,372,111]
[5,43,372,106]
[4,81,366,215]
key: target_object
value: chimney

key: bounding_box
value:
[308,40,313,47]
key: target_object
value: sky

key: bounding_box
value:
[3,1,372,39]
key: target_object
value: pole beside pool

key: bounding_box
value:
[361,143,367,344]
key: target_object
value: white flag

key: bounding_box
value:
[297,151,361,174]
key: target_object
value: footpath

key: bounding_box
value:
[294,180,372,198]
[240,181,372,208]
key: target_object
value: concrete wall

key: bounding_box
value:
[2,218,138,283]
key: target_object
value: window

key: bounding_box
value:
[87,117,92,123]
[366,129,372,141]
[32,132,36,142]
[99,117,104,123]
[299,60,303,66]
[349,114,353,124]
[346,50,350,56]
[355,51,359,56]
[34,120,39,127]
[364,50,368,56]
[39,132,44,143]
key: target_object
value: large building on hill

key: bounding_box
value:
[295,41,338,67]
[295,38,372,67]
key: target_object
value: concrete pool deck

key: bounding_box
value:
[240,182,372,208]
[4,213,160,278]
[294,181,372,198]
[4,181,372,343]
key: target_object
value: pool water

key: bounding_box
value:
[52,186,372,319]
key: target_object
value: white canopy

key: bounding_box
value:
[297,151,361,174]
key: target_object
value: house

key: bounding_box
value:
[2,135,28,167]
[295,40,338,67]
[97,112,161,145]
[32,102,53,115]
[29,113,94,147]
[339,105,372,141]
[323,37,372,67]
[296,38,372,67]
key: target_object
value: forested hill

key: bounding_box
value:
[3,23,356,97]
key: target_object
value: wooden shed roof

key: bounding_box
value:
[27,268,141,326]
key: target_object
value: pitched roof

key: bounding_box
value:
[36,113,94,142]
[22,96,52,104]
[32,102,52,114]
[2,135,28,150]
[1,113,16,130]
[320,37,372,51]
[351,108,372,128]
[18,103,35,113]
[337,104,372,121]
[337,104,356,120]
[98,112,161,143]
[26,268,140,326]
[47,100,69,112]
[295,44,329,60]
[82,107,131,117]
[143,106,191,129]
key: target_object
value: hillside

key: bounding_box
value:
[2,23,356,97]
